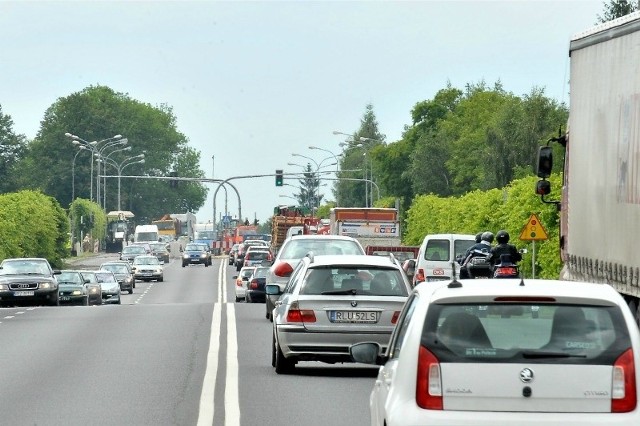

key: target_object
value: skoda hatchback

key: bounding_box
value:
[350,278,640,426]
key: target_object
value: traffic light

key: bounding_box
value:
[275,169,283,187]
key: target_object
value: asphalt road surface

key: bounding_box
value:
[0,255,377,425]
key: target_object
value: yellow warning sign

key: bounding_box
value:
[519,213,548,241]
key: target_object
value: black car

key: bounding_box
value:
[119,245,148,263]
[0,258,60,307]
[77,271,104,305]
[149,242,171,264]
[182,243,211,267]
[246,266,268,303]
[57,270,90,306]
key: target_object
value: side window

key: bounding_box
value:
[283,261,305,294]
[388,293,419,360]
[424,239,449,262]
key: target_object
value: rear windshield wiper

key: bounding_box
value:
[521,351,587,359]
[321,288,360,295]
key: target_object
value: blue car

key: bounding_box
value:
[181,243,211,267]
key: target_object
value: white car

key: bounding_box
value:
[350,278,640,425]
[264,234,365,321]
[132,255,164,282]
[234,266,255,302]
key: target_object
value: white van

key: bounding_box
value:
[414,233,475,284]
[134,224,160,243]
[285,226,304,240]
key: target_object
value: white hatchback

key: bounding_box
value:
[351,278,640,425]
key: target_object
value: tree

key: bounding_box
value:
[0,105,27,193]
[293,163,324,213]
[337,103,386,207]
[597,0,639,23]
[17,85,208,223]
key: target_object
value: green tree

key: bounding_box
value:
[17,85,207,223]
[337,103,386,207]
[0,105,27,193]
[293,163,324,213]
[597,0,638,23]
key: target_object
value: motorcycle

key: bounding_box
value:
[492,254,520,278]
[459,249,492,279]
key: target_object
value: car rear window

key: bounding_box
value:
[280,239,364,258]
[421,304,632,365]
[300,266,408,296]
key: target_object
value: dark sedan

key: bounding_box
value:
[77,271,103,305]
[0,258,60,307]
[57,270,89,306]
[181,243,211,267]
[246,266,268,303]
[149,242,171,264]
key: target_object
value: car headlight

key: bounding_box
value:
[89,287,99,294]
[72,290,82,295]
[200,253,206,257]
[183,254,189,258]
[125,276,133,282]
[0,284,8,290]
[39,282,52,289]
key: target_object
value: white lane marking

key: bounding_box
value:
[16,311,25,315]
[217,261,224,304]
[225,303,240,426]
[222,260,227,302]
[27,307,36,311]
[134,283,154,304]
[4,316,15,319]
[197,302,222,426]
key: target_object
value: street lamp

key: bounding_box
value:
[71,145,91,202]
[99,153,145,210]
[97,145,132,209]
[65,132,124,202]
[95,139,128,208]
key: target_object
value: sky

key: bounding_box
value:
[0,0,605,224]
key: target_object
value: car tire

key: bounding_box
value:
[274,334,294,374]
[117,296,121,305]
[49,295,60,307]
[182,263,186,268]
[205,262,209,268]
[271,332,277,367]
[235,295,241,302]
[82,297,89,306]
[133,280,136,289]
[128,288,133,295]
[159,276,164,282]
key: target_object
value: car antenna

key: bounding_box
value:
[519,276,526,286]
[448,260,462,288]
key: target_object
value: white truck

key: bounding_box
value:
[329,207,401,249]
[535,12,640,325]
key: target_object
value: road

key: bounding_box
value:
[0,255,377,425]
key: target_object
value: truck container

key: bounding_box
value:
[329,207,401,248]
[535,12,640,325]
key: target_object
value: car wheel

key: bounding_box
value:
[271,331,277,367]
[205,262,209,268]
[274,334,294,374]
[49,295,60,307]
[117,296,121,305]
[128,288,133,294]
[133,280,136,289]
[182,263,186,268]
[159,276,164,282]
[235,295,241,302]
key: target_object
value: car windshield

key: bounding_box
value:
[253,267,269,278]
[149,243,167,251]
[135,257,160,265]
[101,264,129,274]
[185,244,204,251]
[80,272,97,283]
[300,266,408,296]
[57,272,83,284]
[422,304,632,364]
[122,246,146,254]
[0,260,50,275]
[280,239,364,259]
[95,273,116,283]
[240,268,255,279]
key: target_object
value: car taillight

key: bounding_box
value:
[286,301,316,323]
[416,346,442,410]
[391,311,401,324]
[612,348,636,413]
[273,261,294,277]
[415,268,425,283]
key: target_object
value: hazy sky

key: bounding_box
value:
[1,0,604,223]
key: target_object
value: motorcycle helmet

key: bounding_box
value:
[496,230,510,244]
[481,231,494,244]
[475,233,482,243]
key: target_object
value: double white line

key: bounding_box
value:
[197,260,240,426]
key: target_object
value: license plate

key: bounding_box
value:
[13,291,35,296]
[329,311,378,323]
[141,272,151,275]
[60,296,71,301]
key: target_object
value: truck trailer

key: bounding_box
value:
[536,12,640,325]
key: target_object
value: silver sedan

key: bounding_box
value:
[267,254,411,374]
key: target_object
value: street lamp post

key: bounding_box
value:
[65,133,123,202]
[98,145,132,209]
[99,153,145,210]
[95,139,128,208]
[71,146,90,201]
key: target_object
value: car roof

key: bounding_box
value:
[305,254,401,268]
[415,278,625,306]
[133,255,158,259]
[288,234,359,241]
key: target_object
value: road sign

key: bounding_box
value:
[519,213,548,241]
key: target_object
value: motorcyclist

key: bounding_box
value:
[489,230,522,267]
[463,231,494,260]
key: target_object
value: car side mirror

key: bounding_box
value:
[265,284,282,296]
[536,146,553,178]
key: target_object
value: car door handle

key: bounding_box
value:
[275,300,283,307]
